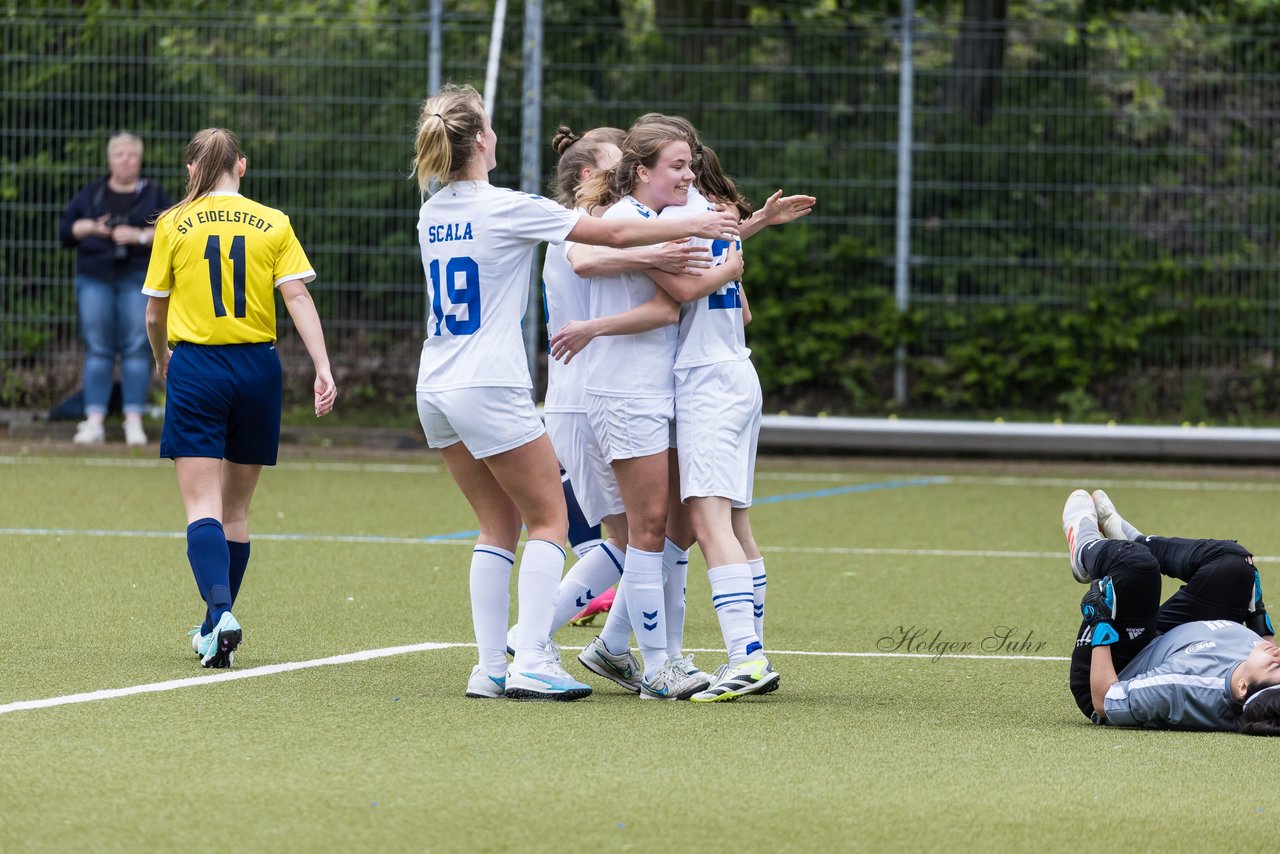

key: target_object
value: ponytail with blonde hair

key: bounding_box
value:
[161,127,245,225]
[413,84,487,195]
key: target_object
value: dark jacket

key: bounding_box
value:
[58,176,173,280]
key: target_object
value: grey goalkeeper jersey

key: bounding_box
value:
[1103,620,1263,730]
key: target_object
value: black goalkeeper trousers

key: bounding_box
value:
[1068,536,1255,718]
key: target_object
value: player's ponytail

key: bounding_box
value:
[696,145,752,221]
[413,84,486,195]
[550,125,625,208]
[160,127,246,225]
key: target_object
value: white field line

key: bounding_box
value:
[3,456,1278,491]
[0,643,1066,717]
[2,528,1278,564]
[0,456,441,474]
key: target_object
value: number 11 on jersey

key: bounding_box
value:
[204,234,247,319]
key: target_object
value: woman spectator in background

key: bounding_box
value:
[59,131,173,446]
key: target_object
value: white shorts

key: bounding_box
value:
[585,393,674,463]
[674,360,762,507]
[546,411,624,527]
[417,386,545,460]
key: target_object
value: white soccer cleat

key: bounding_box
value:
[464,665,506,699]
[639,660,705,701]
[577,636,641,693]
[670,654,712,694]
[1062,489,1097,584]
[1091,489,1128,541]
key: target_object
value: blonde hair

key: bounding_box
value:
[575,120,692,212]
[160,127,245,225]
[413,84,487,194]
[550,125,625,208]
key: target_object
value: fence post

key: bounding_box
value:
[894,0,915,406]
[521,0,545,385]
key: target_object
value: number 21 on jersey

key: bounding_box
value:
[429,255,482,336]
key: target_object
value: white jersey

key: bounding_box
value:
[664,187,749,371]
[542,223,588,413]
[582,196,678,398]
[415,180,580,392]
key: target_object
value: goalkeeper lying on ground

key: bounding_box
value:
[1062,489,1280,734]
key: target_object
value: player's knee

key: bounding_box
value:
[1112,541,1160,577]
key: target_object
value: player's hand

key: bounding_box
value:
[314,368,337,417]
[1080,577,1119,646]
[761,190,816,225]
[549,320,597,365]
[692,206,740,242]
[721,242,744,282]
[651,239,711,275]
[154,348,171,381]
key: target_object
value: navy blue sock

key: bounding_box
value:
[203,540,250,635]
[187,518,231,627]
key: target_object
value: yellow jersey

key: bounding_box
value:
[142,192,315,345]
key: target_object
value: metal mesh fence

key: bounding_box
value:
[3,6,1277,421]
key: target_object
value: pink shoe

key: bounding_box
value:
[569,587,615,627]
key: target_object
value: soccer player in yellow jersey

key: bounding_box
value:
[143,128,337,668]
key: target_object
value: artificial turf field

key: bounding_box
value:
[1,445,1278,851]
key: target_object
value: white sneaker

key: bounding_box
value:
[1091,490,1131,541]
[670,654,712,694]
[639,660,705,701]
[577,636,641,693]
[124,420,147,447]
[690,656,780,702]
[1062,489,1097,584]
[506,653,592,701]
[73,420,105,445]
[464,665,506,699]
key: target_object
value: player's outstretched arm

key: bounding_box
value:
[279,279,337,417]
[569,239,712,278]
[739,283,752,326]
[649,242,743,304]
[549,290,680,365]
[568,207,739,248]
[739,190,817,241]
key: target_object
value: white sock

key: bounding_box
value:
[663,538,690,661]
[708,563,760,664]
[571,537,604,559]
[469,545,515,675]
[621,547,666,679]
[598,580,633,654]
[512,539,566,672]
[748,556,766,647]
[551,541,624,632]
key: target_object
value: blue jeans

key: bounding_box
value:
[75,271,151,415]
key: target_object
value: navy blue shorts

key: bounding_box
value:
[160,342,283,465]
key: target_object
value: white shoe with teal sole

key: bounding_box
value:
[198,612,242,669]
